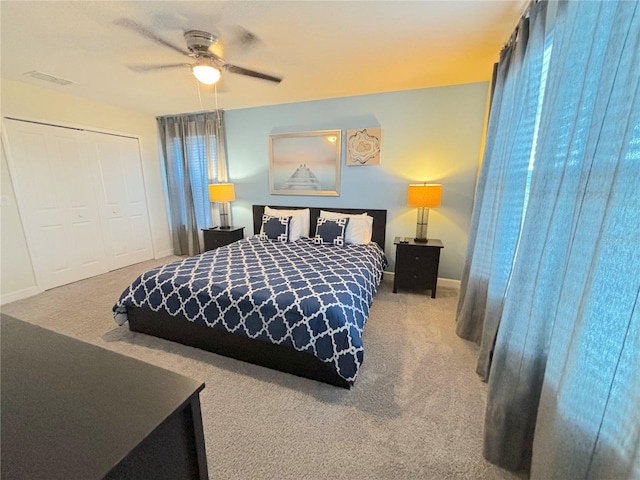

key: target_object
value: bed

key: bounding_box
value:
[113,205,387,388]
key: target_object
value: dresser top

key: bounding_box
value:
[1,315,204,479]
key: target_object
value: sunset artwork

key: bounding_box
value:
[269,130,341,196]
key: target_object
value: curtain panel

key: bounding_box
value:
[456,0,551,380]
[158,111,228,256]
[484,1,640,476]
[460,0,640,475]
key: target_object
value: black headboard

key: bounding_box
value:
[252,205,387,249]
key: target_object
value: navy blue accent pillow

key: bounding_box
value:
[260,214,292,243]
[314,217,349,246]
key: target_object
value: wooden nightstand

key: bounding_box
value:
[393,237,444,298]
[203,227,244,252]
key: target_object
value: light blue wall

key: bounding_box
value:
[225,82,488,280]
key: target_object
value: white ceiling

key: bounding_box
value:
[1,1,527,116]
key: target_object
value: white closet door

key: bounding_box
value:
[85,132,153,270]
[3,120,109,290]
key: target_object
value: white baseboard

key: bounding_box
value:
[154,248,174,259]
[382,272,461,291]
[1,286,40,306]
[437,278,461,290]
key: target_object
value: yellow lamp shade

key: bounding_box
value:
[407,184,442,208]
[208,183,236,202]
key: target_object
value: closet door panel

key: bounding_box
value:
[3,120,108,290]
[57,134,106,271]
[43,224,71,274]
[87,132,153,270]
[108,217,129,257]
[126,215,146,253]
[22,132,75,285]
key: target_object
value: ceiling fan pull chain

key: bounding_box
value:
[195,76,204,112]
[215,83,221,125]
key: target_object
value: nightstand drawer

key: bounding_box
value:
[396,245,437,272]
[397,260,433,288]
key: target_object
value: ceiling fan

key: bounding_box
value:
[115,18,282,86]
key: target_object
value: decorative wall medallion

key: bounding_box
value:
[346,128,381,166]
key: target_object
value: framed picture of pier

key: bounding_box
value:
[268,130,341,196]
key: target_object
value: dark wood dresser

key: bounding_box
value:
[1,315,208,479]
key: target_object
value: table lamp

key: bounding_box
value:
[407,183,442,242]
[208,183,236,229]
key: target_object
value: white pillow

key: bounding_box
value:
[319,210,373,244]
[264,207,310,241]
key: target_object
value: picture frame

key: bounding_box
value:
[346,128,382,166]
[269,130,341,196]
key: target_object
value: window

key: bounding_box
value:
[157,111,225,256]
[171,133,217,229]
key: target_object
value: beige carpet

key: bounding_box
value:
[2,257,523,480]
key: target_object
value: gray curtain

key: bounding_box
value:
[158,111,227,256]
[484,1,640,476]
[455,0,551,380]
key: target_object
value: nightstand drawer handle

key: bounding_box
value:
[415,256,420,261]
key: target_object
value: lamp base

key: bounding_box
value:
[414,207,430,244]
[219,210,231,229]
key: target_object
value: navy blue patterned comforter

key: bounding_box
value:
[113,237,387,384]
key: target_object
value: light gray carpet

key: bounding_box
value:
[2,257,523,480]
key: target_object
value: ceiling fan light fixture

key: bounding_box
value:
[192,60,221,85]
[117,20,282,85]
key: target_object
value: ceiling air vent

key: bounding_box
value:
[24,71,73,86]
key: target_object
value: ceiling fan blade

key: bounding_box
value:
[127,63,190,72]
[114,18,189,57]
[227,25,262,50]
[209,25,261,59]
[225,64,282,84]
